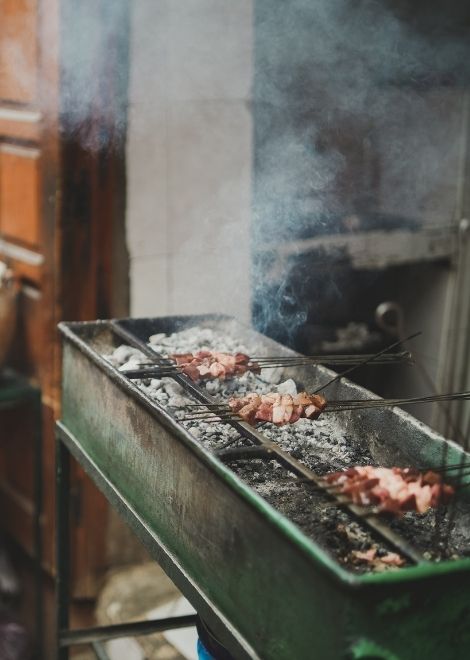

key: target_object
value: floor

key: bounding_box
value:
[10,544,198,660]
[95,562,197,660]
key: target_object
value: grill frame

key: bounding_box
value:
[59,315,470,659]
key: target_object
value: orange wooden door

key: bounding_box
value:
[0,0,130,597]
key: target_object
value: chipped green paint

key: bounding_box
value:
[350,637,400,659]
[376,593,411,616]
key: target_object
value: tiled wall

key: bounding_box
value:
[126,0,253,321]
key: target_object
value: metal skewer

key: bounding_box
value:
[122,350,413,380]
[250,351,412,364]
[180,390,470,422]
[313,332,421,394]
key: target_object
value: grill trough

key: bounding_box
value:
[59,315,470,660]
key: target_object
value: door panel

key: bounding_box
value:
[0,0,38,104]
[8,285,44,379]
[0,144,41,248]
[0,244,42,284]
[0,108,41,141]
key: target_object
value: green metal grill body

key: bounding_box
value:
[59,316,470,660]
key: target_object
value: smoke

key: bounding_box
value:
[5,0,468,335]
[59,1,129,152]
[251,0,470,342]
[254,0,469,234]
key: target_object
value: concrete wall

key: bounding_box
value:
[376,88,465,225]
[126,0,253,322]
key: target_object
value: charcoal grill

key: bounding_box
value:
[57,315,470,659]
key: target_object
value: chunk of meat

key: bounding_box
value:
[325,466,454,516]
[213,352,236,370]
[255,402,275,422]
[304,404,321,419]
[227,391,327,426]
[172,353,195,366]
[294,392,313,406]
[349,547,405,571]
[209,362,226,379]
[182,362,201,382]
[237,395,262,426]
[169,351,258,381]
[229,393,260,413]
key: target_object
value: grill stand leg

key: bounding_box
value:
[56,434,70,660]
[55,427,197,659]
[32,393,43,659]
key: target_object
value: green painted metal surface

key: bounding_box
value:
[60,317,470,659]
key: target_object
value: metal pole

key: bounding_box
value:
[91,642,111,660]
[56,430,71,660]
[60,614,198,647]
[33,392,43,659]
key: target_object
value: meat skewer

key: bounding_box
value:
[122,349,413,381]
[290,461,470,479]
[229,392,327,425]
[182,389,470,425]
[183,392,327,425]
[323,466,455,516]
[172,351,260,381]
